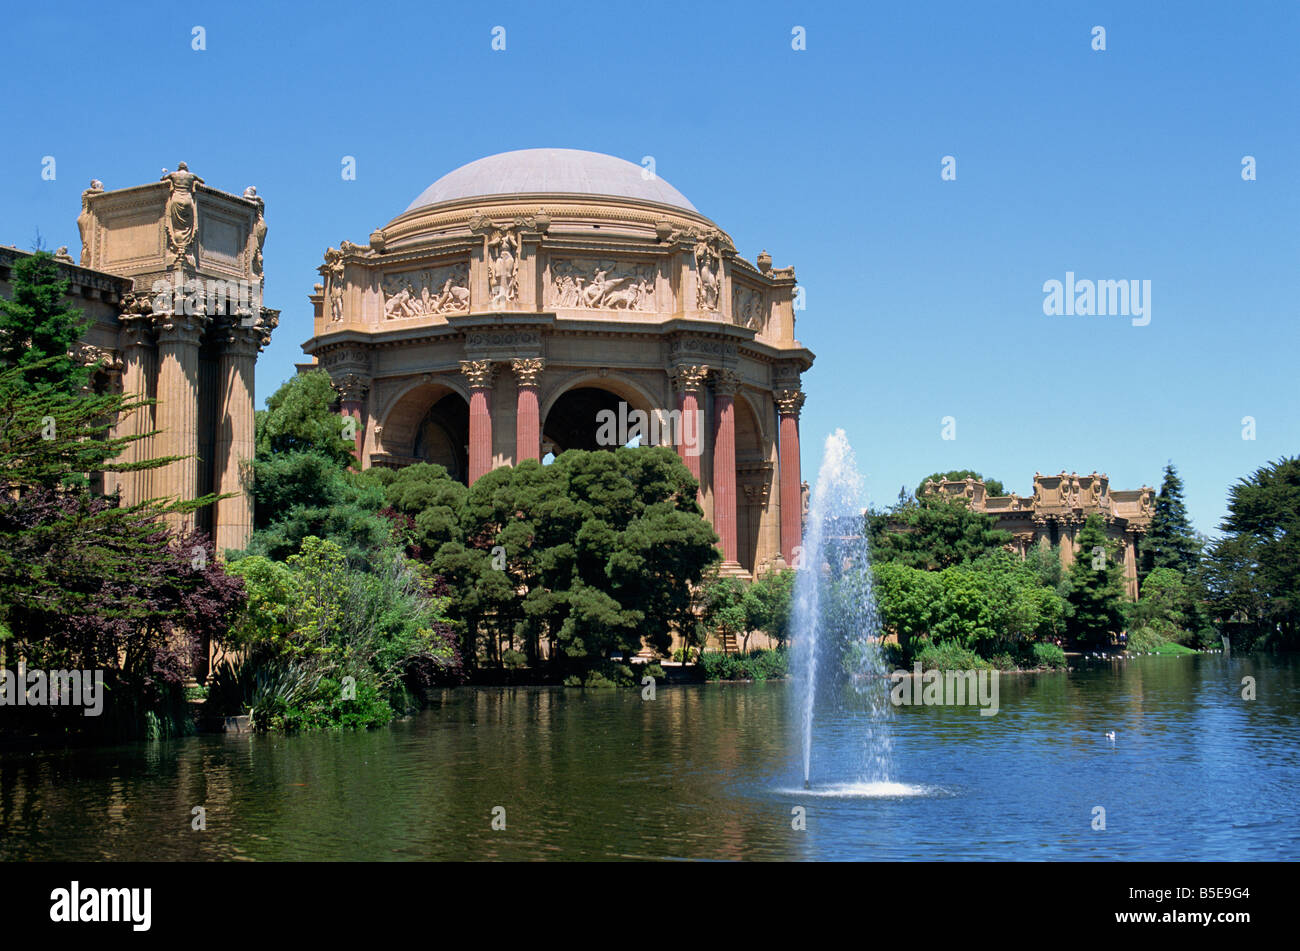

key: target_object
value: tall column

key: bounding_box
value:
[671,364,709,493]
[512,358,544,463]
[776,388,805,565]
[113,313,154,506]
[1059,519,1076,568]
[335,372,368,462]
[1124,531,1140,600]
[461,360,496,483]
[712,370,741,568]
[214,318,264,553]
[153,311,205,533]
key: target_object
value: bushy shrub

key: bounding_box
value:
[910,640,991,672]
[502,648,528,670]
[1030,642,1067,669]
[699,648,788,681]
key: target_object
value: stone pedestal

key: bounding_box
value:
[776,389,805,565]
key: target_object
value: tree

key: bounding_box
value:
[0,361,242,735]
[698,574,750,652]
[255,369,354,468]
[1204,457,1300,650]
[1140,462,1200,576]
[867,494,1012,570]
[746,568,795,648]
[0,251,90,395]
[1064,514,1125,647]
[915,470,1007,498]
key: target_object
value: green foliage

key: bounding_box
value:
[699,647,789,681]
[0,251,89,394]
[867,494,1013,571]
[1031,642,1067,669]
[1204,457,1300,651]
[1140,463,1201,577]
[413,448,718,676]
[1064,515,1125,647]
[746,568,795,647]
[1126,566,1204,646]
[909,640,991,672]
[873,551,1065,660]
[255,369,355,468]
[224,535,458,729]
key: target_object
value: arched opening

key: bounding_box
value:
[543,387,623,453]
[541,381,661,457]
[414,393,469,484]
[377,381,469,484]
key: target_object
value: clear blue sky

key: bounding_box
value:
[2,0,1295,535]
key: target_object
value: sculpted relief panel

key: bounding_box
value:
[548,258,656,311]
[382,262,470,319]
[733,285,765,331]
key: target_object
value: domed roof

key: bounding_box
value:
[404,149,697,214]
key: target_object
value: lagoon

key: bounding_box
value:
[1,654,1296,861]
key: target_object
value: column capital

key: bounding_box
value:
[460,359,498,389]
[153,311,207,346]
[333,372,369,403]
[775,388,805,418]
[511,357,545,387]
[671,363,710,394]
[216,316,264,357]
[712,368,742,396]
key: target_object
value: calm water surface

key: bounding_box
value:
[1,654,1297,860]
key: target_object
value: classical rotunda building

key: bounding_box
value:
[301,149,814,577]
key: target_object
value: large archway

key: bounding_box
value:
[378,381,470,484]
[541,378,662,457]
[414,393,469,483]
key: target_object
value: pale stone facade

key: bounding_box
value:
[0,165,276,553]
[301,149,814,578]
[924,472,1155,598]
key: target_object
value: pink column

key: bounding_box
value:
[512,358,544,463]
[462,360,496,483]
[712,370,741,565]
[672,365,708,495]
[776,389,806,565]
[335,373,368,463]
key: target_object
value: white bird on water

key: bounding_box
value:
[1105,731,1116,741]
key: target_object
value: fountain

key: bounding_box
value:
[790,429,896,793]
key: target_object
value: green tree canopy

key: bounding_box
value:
[1140,462,1200,576]
[1204,457,1300,650]
[867,494,1013,571]
[0,251,90,395]
[255,369,354,467]
[1064,514,1125,646]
